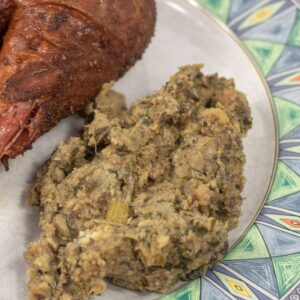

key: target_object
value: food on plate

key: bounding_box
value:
[0,0,14,37]
[25,65,252,299]
[0,0,156,168]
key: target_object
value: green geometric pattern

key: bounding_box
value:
[267,161,300,202]
[196,0,231,23]
[264,214,300,232]
[289,11,300,47]
[274,96,300,138]
[285,145,300,154]
[274,71,300,87]
[243,40,284,76]
[224,225,269,260]
[160,279,200,300]
[214,271,259,300]
[163,1,300,300]
[239,1,286,30]
[272,253,300,297]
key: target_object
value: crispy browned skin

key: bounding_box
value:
[0,0,14,36]
[0,0,156,167]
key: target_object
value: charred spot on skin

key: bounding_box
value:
[5,63,63,101]
[37,12,46,20]
[48,11,69,32]
[1,156,9,171]
[5,77,39,101]
[28,105,40,122]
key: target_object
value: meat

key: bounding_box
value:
[25,65,252,299]
[0,0,14,36]
[0,0,156,168]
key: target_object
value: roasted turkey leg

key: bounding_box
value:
[0,0,156,168]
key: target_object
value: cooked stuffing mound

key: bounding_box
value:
[25,65,252,300]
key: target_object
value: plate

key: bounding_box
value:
[0,0,298,299]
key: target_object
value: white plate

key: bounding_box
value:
[0,0,276,299]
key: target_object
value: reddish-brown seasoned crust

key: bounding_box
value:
[0,0,156,165]
[0,0,14,36]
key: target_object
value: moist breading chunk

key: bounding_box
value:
[25,65,252,300]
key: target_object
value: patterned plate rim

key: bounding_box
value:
[161,1,300,299]
[185,0,280,251]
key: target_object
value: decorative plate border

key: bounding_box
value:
[161,1,300,299]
